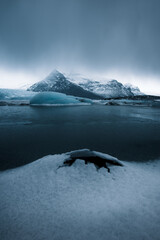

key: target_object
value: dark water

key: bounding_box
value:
[0,105,160,170]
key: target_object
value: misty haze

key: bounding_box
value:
[0,1,160,240]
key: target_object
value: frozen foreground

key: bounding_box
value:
[0,150,160,240]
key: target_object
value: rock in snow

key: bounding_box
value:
[59,149,123,172]
[0,149,160,240]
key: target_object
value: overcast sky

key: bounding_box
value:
[0,0,160,94]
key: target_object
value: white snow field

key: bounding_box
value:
[0,149,160,240]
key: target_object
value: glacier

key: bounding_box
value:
[0,88,35,100]
[0,88,36,106]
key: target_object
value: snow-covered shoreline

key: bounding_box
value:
[0,150,160,240]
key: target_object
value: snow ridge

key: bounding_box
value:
[68,77,144,98]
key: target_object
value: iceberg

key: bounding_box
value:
[30,92,82,106]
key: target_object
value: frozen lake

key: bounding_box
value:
[0,104,160,170]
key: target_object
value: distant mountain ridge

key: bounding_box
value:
[74,79,134,98]
[28,70,103,100]
[67,74,144,98]
[28,70,144,99]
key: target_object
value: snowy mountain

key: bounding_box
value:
[68,74,144,98]
[81,79,134,98]
[28,70,103,100]
[28,70,144,99]
[68,77,133,98]
[124,83,145,96]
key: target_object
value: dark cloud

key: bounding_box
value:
[0,0,160,77]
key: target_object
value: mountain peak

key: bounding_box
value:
[28,70,144,99]
[45,70,65,82]
[28,70,103,100]
[107,79,123,86]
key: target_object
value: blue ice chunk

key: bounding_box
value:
[30,92,81,105]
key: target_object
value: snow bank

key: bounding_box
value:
[30,92,90,106]
[0,150,160,240]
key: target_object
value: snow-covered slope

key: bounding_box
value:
[28,70,103,100]
[124,83,145,96]
[67,74,144,98]
[0,149,160,240]
[78,79,134,98]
